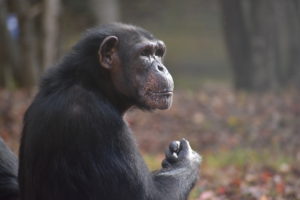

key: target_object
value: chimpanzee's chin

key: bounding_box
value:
[148,92,173,110]
[156,97,173,110]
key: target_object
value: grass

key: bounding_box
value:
[143,148,295,200]
[143,148,294,173]
[203,148,294,170]
[143,153,164,170]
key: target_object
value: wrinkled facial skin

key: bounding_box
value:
[129,39,174,110]
[99,35,174,110]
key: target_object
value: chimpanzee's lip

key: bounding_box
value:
[148,90,173,95]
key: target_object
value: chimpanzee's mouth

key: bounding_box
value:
[142,89,173,110]
[148,90,173,96]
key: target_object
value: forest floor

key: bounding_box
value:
[0,85,299,200]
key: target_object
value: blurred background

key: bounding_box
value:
[0,0,300,199]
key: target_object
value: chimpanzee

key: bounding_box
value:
[0,23,201,200]
[0,138,18,200]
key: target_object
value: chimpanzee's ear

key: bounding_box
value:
[98,36,119,70]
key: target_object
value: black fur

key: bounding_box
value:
[0,23,200,200]
[0,138,18,200]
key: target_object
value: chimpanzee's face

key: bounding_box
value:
[127,38,174,110]
[98,35,174,110]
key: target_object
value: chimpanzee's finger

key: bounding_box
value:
[169,140,180,153]
[177,138,192,159]
[165,148,178,163]
[161,159,171,168]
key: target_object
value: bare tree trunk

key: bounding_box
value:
[220,0,254,90]
[15,0,38,88]
[248,0,281,90]
[42,0,61,69]
[220,0,300,91]
[90,0,120,24]
[286,0,300,87]
[0,0,12,87]
[0,0,22,87]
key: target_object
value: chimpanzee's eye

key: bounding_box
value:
[141,48,152,57]
[155,48,165,57]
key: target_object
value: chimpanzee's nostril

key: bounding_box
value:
[157,65,164,72]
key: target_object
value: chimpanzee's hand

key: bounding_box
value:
[153,139,201,199]
[162,139,201,169]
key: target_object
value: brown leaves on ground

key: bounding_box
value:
[195,165,300,200]
[125,86,300,155]
[0,89,32,152]
[0,86,299,200]
[125,85,300,200]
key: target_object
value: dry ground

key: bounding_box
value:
[1,86,299,199]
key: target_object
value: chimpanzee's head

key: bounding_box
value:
[98,23,174,110]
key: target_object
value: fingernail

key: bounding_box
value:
[172,152,178,159]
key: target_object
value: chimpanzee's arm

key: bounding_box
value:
[0,137,19,200]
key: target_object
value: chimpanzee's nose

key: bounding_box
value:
[157,65,165,72]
